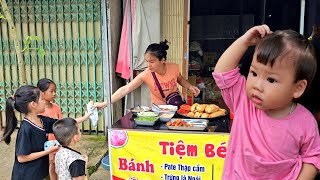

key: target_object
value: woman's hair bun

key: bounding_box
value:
[159,39,169,51]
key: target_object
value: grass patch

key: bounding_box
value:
[87,166,96,176]
[85,135,106,142]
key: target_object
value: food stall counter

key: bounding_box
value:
[112,112,230,133]
[109,108,230,180]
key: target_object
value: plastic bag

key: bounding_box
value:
[87,101,99,128]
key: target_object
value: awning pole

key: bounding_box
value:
[101,0,112,133]
[101,0,113,179]
[299,0,306,34]
[127,0,135,108]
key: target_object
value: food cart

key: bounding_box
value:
[108,106,230,180]
[100,1,231,179]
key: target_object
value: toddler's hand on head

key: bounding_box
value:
[241,24,272,46]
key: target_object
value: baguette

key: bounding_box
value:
[196,104,207,113]
[205,104,219,113]
[209,110,225,118]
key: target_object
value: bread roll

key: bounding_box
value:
[191,103,199,112]
[201,113,209,118]
[194,112,202,118]
[209,110,225,118]
[196,104,206,113]
[187,112,195,117]
[218,108,226,114]
[205,104,219,113]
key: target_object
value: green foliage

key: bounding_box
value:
[0,12,5,19]
[37,48,45,58]
[87,166,96,176]
[21,36,45,59]
[1,9,44,59]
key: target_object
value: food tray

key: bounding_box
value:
[166,118,208,131]
[134,117,158,126]
[137,111,158,117]
[129,106,151,115]
[135,119,157,126]
[158,112,176,122]
[151,104,178,113]
[177,110,228,120]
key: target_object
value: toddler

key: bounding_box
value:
[213,25,320,179]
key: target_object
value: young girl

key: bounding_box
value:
[1,85,90,180]
[37,78,62,180]
[213,25,320,179]
[37,78,62,119]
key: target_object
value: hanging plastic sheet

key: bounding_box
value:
[116,0,152,79]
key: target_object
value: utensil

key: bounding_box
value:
[129,106,151,115]
[152,103,161,111]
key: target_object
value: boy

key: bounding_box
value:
[53,118,88,180]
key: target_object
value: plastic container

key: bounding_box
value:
[134,117,159,126]
[137,111,158,117]
[158,112,175,122]
[101,155,110,170]
[134,119,157,126]
[129,106,151,115]
[151,105,178,113]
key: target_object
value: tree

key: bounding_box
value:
[1,0,26,84]
[0,1,44,85]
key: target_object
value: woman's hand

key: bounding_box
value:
[93,101,107,110]
[188,85,201,97]
[240,24,272,46]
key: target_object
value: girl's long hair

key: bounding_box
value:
[1,85,40,144]
[3,97,17,144]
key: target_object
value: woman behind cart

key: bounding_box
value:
[95,40,200,109]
